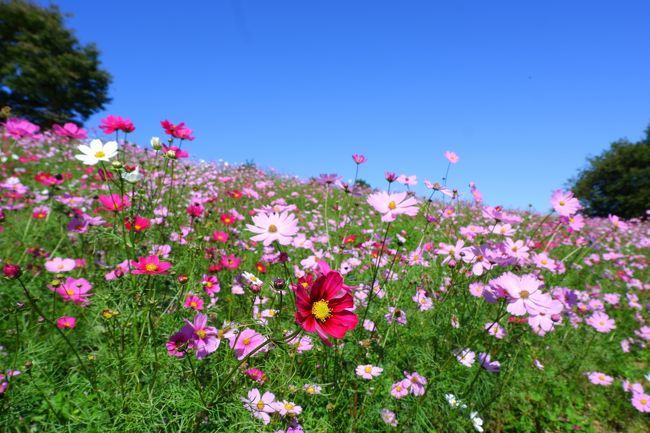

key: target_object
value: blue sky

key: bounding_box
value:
[42,0,649,211]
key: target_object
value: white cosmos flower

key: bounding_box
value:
[121,166,143,184]
[75,139,118,165]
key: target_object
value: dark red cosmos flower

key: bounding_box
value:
[294,271,358,346]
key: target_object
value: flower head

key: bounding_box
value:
[75,139,118,165]
[246,211,300,246]
[367,191,419,222]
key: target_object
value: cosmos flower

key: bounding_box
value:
[53,123,87,139]
[56,316,77,329]
[74,139,118,165]
[293,271,358,346]
[52,277,93,306]
[550,190,581,216]
[44,257,76,273]
[444,151,460,164]
[246,211,300,246]
[367,191,419,222]
[99,115,135,134]
[355,365,383,379]
[131,256,172,275]
[241,388,276,425]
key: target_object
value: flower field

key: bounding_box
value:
[0,117,649,432]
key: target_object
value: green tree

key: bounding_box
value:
[569,125,650,219]
[0,0,111,126]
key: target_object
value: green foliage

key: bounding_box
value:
[569,125,650,219]
[0,0,111,126]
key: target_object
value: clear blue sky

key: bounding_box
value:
[41,0,650,211]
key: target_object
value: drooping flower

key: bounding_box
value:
[246,211,300,246]
[293,271,358,346]
[367,191,419,222]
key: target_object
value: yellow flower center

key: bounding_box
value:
[520,290,530,299]
[243,338,251,345]
[388,201,397,210]
[196,329,206,339]
[65,289,75,296]
[311,299,331,321]
[541,259,548,264]
[145,263,159,272]
[57,264,64,269]
[257,400,265,410]
[284,403,294,410]
[190,301,198,308]
[559,200,566,206]
[641,399,648,405]
[94,150,106,158]
[364,367,372,373]
[268,224,278,233]
[307,386,315,393]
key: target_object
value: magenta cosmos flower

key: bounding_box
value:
[53,123,87,139]
[56,316,77,329]
[294,271,358,346]
[168,313,219,359]
[99,115,135,134]
[367,191,419,222]
[132,256,172,275]
[231,328,267,360]
[246,211,299,246]
[53,277,93,306]
[352,153,367,164]
[98,194,131,213]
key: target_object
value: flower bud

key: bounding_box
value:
[165,150,177,160]
[111,160,123,169]
[177,274,189,284]
[150,136,161,150]
[3,263,21,279]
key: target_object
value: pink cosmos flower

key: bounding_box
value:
[455,348,476,367]
[367,191,419,222]
[352,154,367,164]
[381,408,398,427]
[241,388,276,424]
[390,380,410,399]
[53,123,87,139]
[161,145,189,159]
[97,194,131,213]
[550,190,581,216]
[161,120,195,141]
[56,316,77,329]
[4,118,40,138]
[99,115,135,134]
[45,257,76,273]
[587,371,614,386]
[632,392,650,413]
[493,272,551,316]
[355,364,383,380]
[245,368,267,384]
[585,311,616,333]
[131,256,172,275]
[272,400,303,417]
[444,151,459,164]
[608,214,628,231]
[53,277,93,306]
[221,254,241,269]
[184,313,219,359]
[183,293,204,311]
[396,174,417,186]
[231,328,267,360]
[403,371,427,396]
[246,211,300,246]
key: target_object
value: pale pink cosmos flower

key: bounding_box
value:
[241,388,276,424]
[587,371,614,386]
[356,364,383,380]
[632,392,650,413]
[246,211,299,246]
[390,380,409,399]
[586,311,616,333]
[396,174,417,186]
[272,400,303,417]
[367,191,418,222]
[403,371,427,396]
[550,190,581,216]
[380,408,398,427]
[493,272,551,316]
[45,257,76,273]
[454,348,475,367]
[444,151,459,164]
